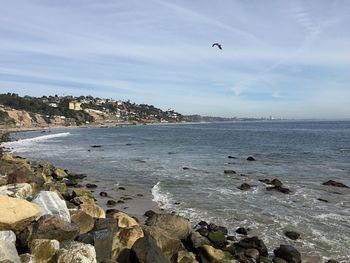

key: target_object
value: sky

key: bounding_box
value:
[0,0,349,119]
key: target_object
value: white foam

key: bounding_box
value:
[151,181,173,209]
[3,132,70,151]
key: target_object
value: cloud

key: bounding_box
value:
[0,0,349,118]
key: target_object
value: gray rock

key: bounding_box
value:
[32,191,70,222]
[57,241,97,263]
[130,235,170,263]
[0,240,21,263]
[0,183,32,199]
[0,230,16,244]
[189,231,210,251]
[274,245,301,263]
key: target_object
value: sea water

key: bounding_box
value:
[4,121,350,261]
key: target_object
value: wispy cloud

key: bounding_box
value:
[0,0,349,118]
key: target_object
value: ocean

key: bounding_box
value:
[4,121,350,261]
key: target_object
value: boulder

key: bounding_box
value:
[32,191,70,222]
[57,241,97,263]
[237,236,268,256]
[70,210,94,234]
[72,188,94,199]
[198,245,233,263]
[245,248,260,260]
[274,245,301,263]
[271,179,283,187]
[189,231,210,251]
[19,253,34,263]
[31,215,79,242]
[77,196,106,218]
[86,183,98,189]
[238,183,251,191]
[326,260,339,263]
[171,250,199,263]
[285,231,300,240]
[109,211,139,228]
[107,200,117,206]
[7,169,44,187]
[144,210,156,217]
[43,182,68,196]
[0,195,40,232]
[53,168,68,178]
[228,156,237,159]
[207,231,226,245]
[266,186,291,194]
[246,156,256,161]
[0,240,21,263]
[259,179,271,184]
[112,225,144,261]
[0,183,32,199]
[322,180,349,188]
[99,191,108,197]
[235,227,248,235]
[130,235,170,263]
[0,230,16,244]
[142,225,184,260]
[273,258,287,263]
[197,227,209,237]
[29,239,59,263]
[146,214,190,240]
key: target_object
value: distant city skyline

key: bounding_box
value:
[0,0,349,119]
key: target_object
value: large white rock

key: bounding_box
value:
[0,240,21,263]
[57,241,97,263]
[32,191,70,222]
[0,230,16,244]
[0,183,32,199]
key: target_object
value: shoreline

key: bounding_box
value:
[0,129,347,262]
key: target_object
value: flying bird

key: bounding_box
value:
[212,43,222,50]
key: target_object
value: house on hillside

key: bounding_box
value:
[69,101,82,111]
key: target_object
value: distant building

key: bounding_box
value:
[69,101,82,111]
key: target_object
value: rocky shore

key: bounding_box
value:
[0,134,344,263]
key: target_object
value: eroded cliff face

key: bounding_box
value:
[0,107,47,128]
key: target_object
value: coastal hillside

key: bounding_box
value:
[0,93,184,128]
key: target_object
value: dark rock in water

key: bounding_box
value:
[266,185,291,194]
[144,210,156,217]
[182,167,190,170]
[31,215,79,242]
[99,191,108,197]
[174,202,180,205]
[247,156,256,161]
[107,200,116,206]
[208,231,226,245]
[226,235,237,241]
[68,173,87,180]
[118,187,126,190]
[130,235,170,263]
[90,145,102,148]
[237,236,268,256]
[238,183,251,191]
[224,170,236,174]
[317,198,329,203]
[285,231,300,240]
[86,183,97,189]
[259,179,271,184]
[121,196,133,200]
[208,223,218,231]
[117,200,125,204]
[228,155,237,159]
[274,244,301,263]
[137,193,144,197]
[197,227,209,237]
[197,220,208,227]
[326,260,339,263]
[271,179,283,187]
[236,227,248,235]
[322,180,349,188]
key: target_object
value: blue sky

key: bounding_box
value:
[0,0,349,118]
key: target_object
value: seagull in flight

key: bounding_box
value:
[212,43,222,50]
